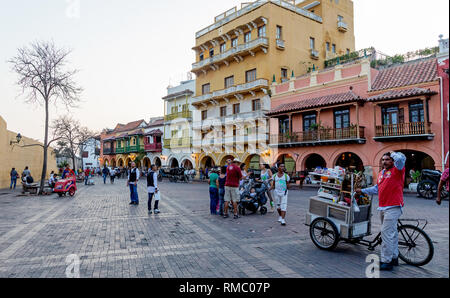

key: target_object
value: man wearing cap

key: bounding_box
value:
[223,159,242,219]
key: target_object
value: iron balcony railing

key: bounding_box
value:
[271,127,365,145]
[163,137,193,149]
[375,122,432,137]
[276,39,285,49]
[338,21,348,32]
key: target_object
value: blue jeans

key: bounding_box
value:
[10,178,17,189]
[209,187,219,215]
[129,184,139,203]
[85,176,89,185]
[219,188,225,215]
[103,174,107,184]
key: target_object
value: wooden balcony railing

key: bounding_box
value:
[144,143,162,152]
[375,122,432,137]
[271,127,365,145]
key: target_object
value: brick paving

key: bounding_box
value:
[0,177,448,278]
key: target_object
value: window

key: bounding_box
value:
[326,42,330,52]
[202,83,210,95]
[224,76,234,88]
[334,109,350,129]
[276,25,282,39]
[220,43,226,53]
[382,106,400,125]
[258,25,266,37]
[171,106,178,114]
[409,102,425,123]
[199,52,204,61]
[303,113,317,131]
[220,106,227,117]
[244,31,251,43]
[233,103,240,114]
[281,68,288,80]
[245,69,257,82]
[201,110,208,120]
[231,38,238,48]
[338,15,343,22]
[252,99,261,111]
[209,48,214,57]
[279,117,290,134]
[310,37,315,50]
[332,44,336,53]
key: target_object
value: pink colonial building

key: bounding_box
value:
[437,36,449,168]
[267,55,444,185]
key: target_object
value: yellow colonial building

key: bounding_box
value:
[0,116,57,189]
[191,0,356,169]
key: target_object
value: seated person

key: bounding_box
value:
[49,171,57,188]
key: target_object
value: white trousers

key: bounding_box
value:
[380,207,403,263]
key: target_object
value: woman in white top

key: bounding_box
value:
[240,163,248,187]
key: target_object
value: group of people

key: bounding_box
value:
[207,158,290,226]
[9,166,33,189]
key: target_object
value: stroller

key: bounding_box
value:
[238,178,269,216]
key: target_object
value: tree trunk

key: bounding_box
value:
[39,100,49,195]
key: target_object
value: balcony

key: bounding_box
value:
[164,137,192,149]
[192,79,269,106]
[310,49,319,60]
[115,145,145,154]
[276,39,285,50]
[270,127,366,148]
[192,37,268,73]
[102,147,115,155]
[144,143,162,152]
[164,110,193,122]
[338,21,348,32]
[116,147,125,154]
[374,122,434,142]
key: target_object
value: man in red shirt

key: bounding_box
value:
[357,151,406,271]
[84,167,90,185]
[223,159,243,219]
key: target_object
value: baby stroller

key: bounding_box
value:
[238,178,268,216]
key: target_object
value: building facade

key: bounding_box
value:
[143,117,164,169]
[437,36,449,168]
[163,80,196,169]
[81,137,101,169]
[268,55,444,185]
[191,0,355,170]
[0,116,57,188]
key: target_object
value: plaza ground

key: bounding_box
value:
[0,177,448,278]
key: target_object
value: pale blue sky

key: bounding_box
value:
[0,0,448,141]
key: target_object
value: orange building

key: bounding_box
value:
[267,55,443,185]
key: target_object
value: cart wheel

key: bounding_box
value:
[417,180,437,200]
[398,224,434,267]
[260,206,268,215]
[310,217,340,251]
[68,188,75,197]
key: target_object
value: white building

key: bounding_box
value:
[81,137,101,169]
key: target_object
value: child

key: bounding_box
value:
[147,164,160,214]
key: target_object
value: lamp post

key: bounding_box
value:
[10,133,22,145]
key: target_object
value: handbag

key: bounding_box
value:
[154,192,161,201]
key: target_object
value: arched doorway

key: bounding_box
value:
[125,158,132,168]
[170,158,179,168]
[220,155,236,166]
[245,154,261,170]
[118,159,124,167]
[277,154,296,174]
[182,159,193,169]
[143,157,151,170]
[387,150,436,186]
[335,152,364,172]
[304,154,326,172]
[103,160,109,167]
[200,156,215,169]
[154,157,162,168]
[111,159,117,167]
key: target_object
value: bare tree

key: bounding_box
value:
[9,40,82,194]
[52,116,95,172]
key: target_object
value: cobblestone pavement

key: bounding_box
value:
[0,177,448,278]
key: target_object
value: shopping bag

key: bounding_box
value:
[154,192,161,201]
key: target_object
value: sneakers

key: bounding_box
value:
[148,210,153,214]
[154,209,161,214]
[233,214,239,219]
[280,219,286,226]
[278,216,282,222]
[380,262,393,271]
[129,202,135,205]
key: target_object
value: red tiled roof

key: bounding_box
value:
[146,119,164,128]
[145,129,163,136]
[115,120,146,133]
[371,58,438,91]
[368,87,437,102]
[267,91,363,116]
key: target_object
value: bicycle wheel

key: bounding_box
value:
[309,218,340,251]
[398,224,434,267]
[417,180,437,199]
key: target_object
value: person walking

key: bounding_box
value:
[356,151,407,271]
[147,164,160,214]
[84,167,90,185]
[224,159,243,219]
[257,164,274,213]
[127,162,140,205]
[437,168,449,205]
[102,166,109,184]
[272,164,290,226]
[209,168,219,215]
[218,166,227,216]
[110,167,116,184]
[10,168,18,189]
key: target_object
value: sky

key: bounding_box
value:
[0,0,449,142]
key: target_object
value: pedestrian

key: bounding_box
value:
[62,165,72,179]
[199,167,204,181]
[102,166,109,184]
[49,171,57,189]
[147,164,161,214]
[127,162,140,205]
[272,164,290,226]
[110,167,116,184]
[10,168,18,189]
[258,164,274,213]
[205,167,209,180]
[223,159,243,219]
[209,168,219,215]
[356,151,407,271]
[240,163,249,188]
[218,166,227,216]
[437,167,449,205]
[22,166,31,180]
[84,167,90,185]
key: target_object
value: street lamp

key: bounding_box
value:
[10,133,22,145]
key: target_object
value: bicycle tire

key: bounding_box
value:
[309,217,340,251]
[398,224,434,267]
